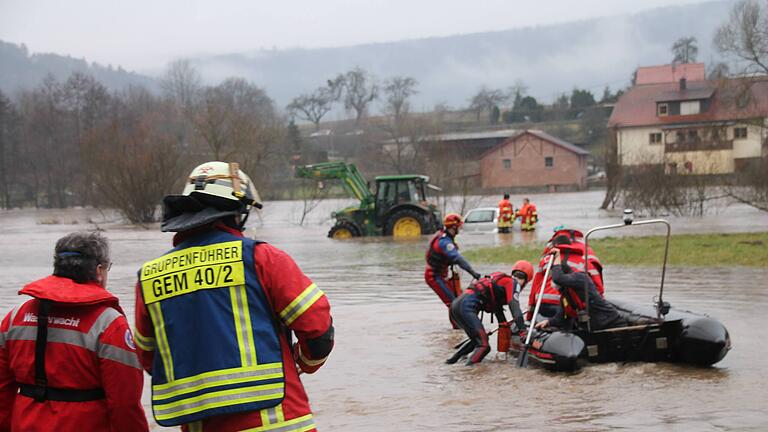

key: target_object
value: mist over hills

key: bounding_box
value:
[1,0,732,111]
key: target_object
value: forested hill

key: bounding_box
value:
[1,0,732,106]
[0,41,156,95]
[191,0,732,107]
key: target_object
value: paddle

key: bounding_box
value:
[517,254,555,368]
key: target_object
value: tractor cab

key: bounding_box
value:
[374,175,441,237]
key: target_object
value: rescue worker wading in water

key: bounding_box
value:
[133,161,334,432]
[516,198,538,231]
[425,214,481,327]
[497,193,514,234]
[0,232,148,432]
[446,260,534,365]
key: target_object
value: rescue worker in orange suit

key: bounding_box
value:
[133,161,334,432]
[425,213,481,327]
[0,232,148,432]
[515,198,538,231]
[535,247,626,332]
[497,193,514,234]
[527,230,605,321]
[446,261,534,365]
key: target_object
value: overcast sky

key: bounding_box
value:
[1,0,715,73]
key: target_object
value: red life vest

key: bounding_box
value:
[425,230,454,272]
[498,199,514,223]
[466,272,513,313]
[527,229,604,316]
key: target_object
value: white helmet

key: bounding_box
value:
[162,161,262,232]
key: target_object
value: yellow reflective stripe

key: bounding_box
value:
[239,285,258,366]
[279,284,324,326]
[153,383,284,421]
[132,327,155,351]
[276,404,284,422]
[261,409,271,425]
[230,285,248,366]
[152,362,281,392]
[149,303,174,381]
[152,368,283,401]
[243,414,315,432]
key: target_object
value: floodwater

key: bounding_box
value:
[1,190,767,431]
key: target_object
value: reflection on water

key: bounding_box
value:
[1,191,767,431]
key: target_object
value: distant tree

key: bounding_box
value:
[382,76,418,123]
[707,62,731,80]
[672,36,699,63]
[468,87,509,123]
[287,86,335,130]
[0,90,18,208]
[286,119,302,154]
[331,67,378,125]
[714,0,768,75]
[570,88,596,110]
[161,59,201,110]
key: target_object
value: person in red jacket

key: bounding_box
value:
[0,232,148,432]
[497,193,514,234]
[515,198,538,231]
[133,161,334,432]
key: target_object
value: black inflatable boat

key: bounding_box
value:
[509,212,731,372]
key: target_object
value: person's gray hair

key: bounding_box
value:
[53,232,110,283]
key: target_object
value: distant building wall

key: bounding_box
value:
[479,133,587,190]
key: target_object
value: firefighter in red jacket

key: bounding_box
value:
[515,198,538,231]
[527,229,605,321]
[133,161,334,432]
[497,193,514,234]
[0,232,148,432]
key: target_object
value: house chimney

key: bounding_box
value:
[679,78,687,91]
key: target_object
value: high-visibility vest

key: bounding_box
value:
[139,231,284,426]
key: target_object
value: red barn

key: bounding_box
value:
[478,129,589,191]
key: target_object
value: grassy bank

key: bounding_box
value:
[462,232,768,267]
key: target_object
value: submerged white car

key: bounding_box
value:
[462,207,499,233]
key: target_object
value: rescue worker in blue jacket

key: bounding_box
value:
[446,260,534,365]
[425,213,481,327]
[134,162,334,432]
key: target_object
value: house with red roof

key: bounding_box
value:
[608,66,768,174]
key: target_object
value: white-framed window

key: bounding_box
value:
[680,101,701,115]
[503,159,511,169]
[649,132,662,144]
[657,103,669,116]
[734,127,748,139]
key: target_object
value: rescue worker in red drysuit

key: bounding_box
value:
[425,213,481,327]
[133,161,334,432]
[497,193,514,234]
[446,261,534,365]
[527,229,605,321]
[515,198,538,231]
[0,232,148,432]
[535,247,626,332]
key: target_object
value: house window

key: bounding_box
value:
[545,157,553,168]
[687,130,700,142]
[676,131,685,142]
[649,132,662,144]
[503,159,511,169]
[680,101,701,115]
[734,127,748,139]
[657,103,669,116]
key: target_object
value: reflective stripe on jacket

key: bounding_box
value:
[139,231,285,426]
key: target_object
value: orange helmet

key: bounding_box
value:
[443,213,463,229]
[511,260,534,284]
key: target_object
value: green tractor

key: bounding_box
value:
[295,161,442,239]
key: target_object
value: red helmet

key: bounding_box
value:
[443,213,463,229]
[512,260,534,284]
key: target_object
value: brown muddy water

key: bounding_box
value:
[1,191,767,431]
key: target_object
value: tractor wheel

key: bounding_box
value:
[385,209,428,239]
[328,221,362,239]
